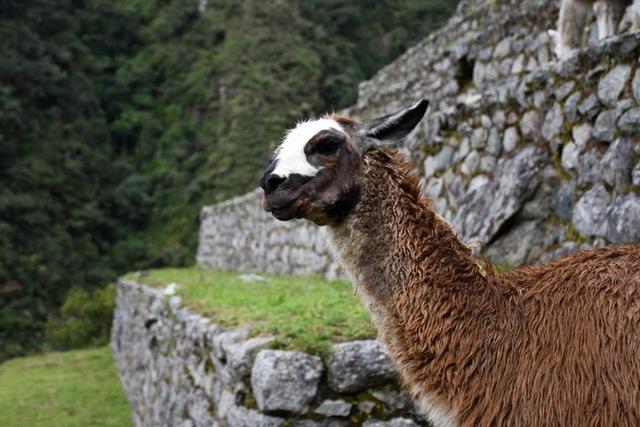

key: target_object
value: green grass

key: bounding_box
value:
[128,268,376,354]
[0,346,130,427]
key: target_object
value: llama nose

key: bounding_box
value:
[262,174,286,194]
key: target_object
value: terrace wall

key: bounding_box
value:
[112,279,428,426]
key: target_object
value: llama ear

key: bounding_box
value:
[364,99,429,143]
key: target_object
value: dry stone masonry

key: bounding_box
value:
[197,0,640,273]
[119,0,640,425]
[197,189,342,278]
[112,280,428,426]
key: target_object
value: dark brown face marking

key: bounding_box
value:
[304,129,346,166]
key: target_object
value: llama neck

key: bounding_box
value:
[326,149,491,308]
[325,150,515,407]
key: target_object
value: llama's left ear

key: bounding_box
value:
[364,99,429,143]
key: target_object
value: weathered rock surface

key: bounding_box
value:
[225,405,285,427]
[593,110,617,141]
[314,400,353,417]
[327,340,398,393]
[619,108,640,133]
[454,145,548,243]
[485,220,562,265]
[251,350,323,414]
[601,138,634,191]
[424,146,456,176]
[598,64,632,106]
[606,194,640,244]
[573,184,612,238]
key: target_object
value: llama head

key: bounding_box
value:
[260,99,429,225]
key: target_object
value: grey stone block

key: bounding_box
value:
[554,181,576,222]
[423,146,455,177]
[314,399,353,417]
[225,404,285,427]
[597,64,632,107]
[600,139,634,191]
[572,123,592,147]
[503,127,520,153]
[327,340,397,393]
[578,94,600,120]
[564,92,582,123]
[606,194,640,244]
[618,108,640,134]
[371,388,413,412]
[542,102,564,142]
[251,350,323,414]
[225,336,274,380]
[486,127,502,156]
[592,110,617,142]
[573,184,612,238]
[454,145,549,243]
[520,111,541,140]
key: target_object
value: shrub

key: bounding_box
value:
[45,284,116,350]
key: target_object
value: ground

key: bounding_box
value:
[0,346,131,427]
[129,268,376,353]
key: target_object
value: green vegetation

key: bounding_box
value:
[45,284,116,351]
[0,346,130,427]
[131,268,375,353]
[1,0,458,361]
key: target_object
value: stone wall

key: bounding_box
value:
[197,189,341,278]
[197,0,640,273]
[111,279,429,426]
[122,0,640,424]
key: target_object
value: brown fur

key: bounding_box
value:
[261,105,640,425]
[327,150,640,426]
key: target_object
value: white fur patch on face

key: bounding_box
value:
[272,118,343,178]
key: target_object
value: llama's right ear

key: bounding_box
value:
[364,99,429,143]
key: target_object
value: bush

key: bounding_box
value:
[45,284,116,351]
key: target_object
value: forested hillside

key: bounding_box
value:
[0,0,457,360]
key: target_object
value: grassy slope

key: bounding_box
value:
[0,347,130,427]
[130,268,376,353]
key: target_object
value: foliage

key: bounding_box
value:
[0,0,458,360]
[0,346,130,427]
[130,268,376,354]
[45,284,116,351]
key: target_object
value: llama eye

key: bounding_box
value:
[314,137,340,154]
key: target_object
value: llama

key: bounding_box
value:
[551,0,640,59]
[259,100,640,426]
